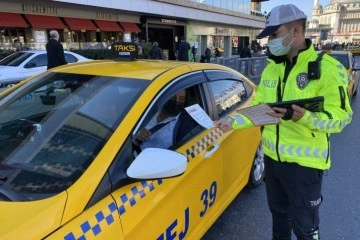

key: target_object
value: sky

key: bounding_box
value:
[261,0,330,20]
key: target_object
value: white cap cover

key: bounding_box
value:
[257,4,307,39]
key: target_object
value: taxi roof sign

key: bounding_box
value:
[111,42,138,60]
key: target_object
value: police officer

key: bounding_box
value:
[215,4,352,240]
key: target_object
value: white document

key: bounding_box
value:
[185,104,214,129]
[236,104,280,126]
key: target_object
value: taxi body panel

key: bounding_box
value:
[0,58,262,239]
[52,60,192,80]
[46,195,123,240]
[113,129,225,239]
[1,193,67,240]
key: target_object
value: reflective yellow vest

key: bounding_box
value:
[232,40,353,170]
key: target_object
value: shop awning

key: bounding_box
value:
[94,20,122,32]
[0,12,28,28]
[119,22,141,33]
[63,17,97,31]
[25,14,66,29]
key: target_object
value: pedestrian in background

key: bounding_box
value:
[191,45,196,62]
[13,39,21,52]
[149,41,162,59]
[240,43,251,58]
[214,48,220,58]
[215,4,352,240]
[204,47,211,63]
[46,30,67,70]
[176,36,190,61]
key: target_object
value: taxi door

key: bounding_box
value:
[108,72,226,239]
[204,70,261,193]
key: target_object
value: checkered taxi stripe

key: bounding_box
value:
[64,202,118,240]
[63,129,222,239]
[186,128,222,159]
[118,179,163,216]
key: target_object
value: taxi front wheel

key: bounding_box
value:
[247,143,265,188]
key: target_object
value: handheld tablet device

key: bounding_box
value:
[268,96,324,112]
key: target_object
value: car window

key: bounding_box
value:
[329,54,349,69]
[134,86,203,151]
[26,54,47,68]
[0,52,34,66]
[133,72,206,151]
[0,73,149,201]
[65,53,78,63]
[208,79,251,118]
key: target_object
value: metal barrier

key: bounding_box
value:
[221,56,268,85]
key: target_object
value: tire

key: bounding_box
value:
[247,142,265,188]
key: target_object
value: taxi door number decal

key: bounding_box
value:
[156,207,189,240]
[156,181,217,239]
[199,181,217,217]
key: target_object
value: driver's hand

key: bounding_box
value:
[136,129,152,142]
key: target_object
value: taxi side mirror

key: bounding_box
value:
[127,148,188,179]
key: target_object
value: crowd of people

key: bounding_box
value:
[314,41,360,51]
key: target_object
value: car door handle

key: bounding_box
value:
[204,142,220,159]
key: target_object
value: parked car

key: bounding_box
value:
[325,50,360,100]
[0,50,89,86]
[0,52,264,239]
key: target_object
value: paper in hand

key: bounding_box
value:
[185,104,214,129]
[236,104,280,126]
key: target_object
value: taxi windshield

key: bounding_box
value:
[0,72,149,201]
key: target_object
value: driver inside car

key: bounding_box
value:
[136,89,187,150]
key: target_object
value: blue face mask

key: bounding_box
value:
[268,28,295,56]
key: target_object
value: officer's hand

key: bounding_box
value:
[214,119,232,132]
[291,105,306,121]
[136,129,152,142]
[267,107,287,118]
[268,104,305,122]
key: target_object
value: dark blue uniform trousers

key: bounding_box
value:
[264,155,323,240]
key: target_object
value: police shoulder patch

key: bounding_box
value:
[297,73,309,90]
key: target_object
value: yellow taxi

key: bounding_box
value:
[0,43,263,240]
[324,50,360,100]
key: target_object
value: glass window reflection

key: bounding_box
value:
[209,80,247,118]
[190,0,250,14]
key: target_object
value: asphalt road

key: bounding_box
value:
[203,91,360,239]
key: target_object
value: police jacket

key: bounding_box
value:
[232,39,352,170]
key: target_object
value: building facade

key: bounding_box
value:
[307,0,360,44]
[0,0,266,60]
